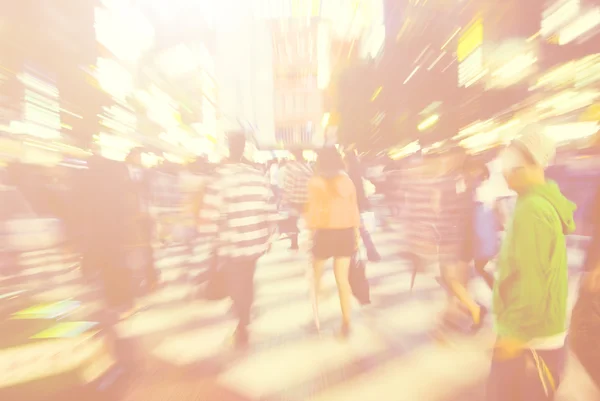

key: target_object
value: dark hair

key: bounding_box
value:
[291,149,304,161]
[227,132,246,161]
[126,147,144,163]
[463,157,490,180]
[316,147,345,174]
[316,147,345,197]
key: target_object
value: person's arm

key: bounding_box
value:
[495,210,555,343]
[305,179,320,231]
[197,176,223,242]
[283,166,296,204]
[263,177,279,239]
[191,185,205,225]
[350,180,361,247]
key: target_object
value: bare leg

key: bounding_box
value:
[333,257,352,330]
[311,258,327,330]
[444,262,482,325]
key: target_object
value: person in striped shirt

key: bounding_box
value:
[283,149,313,250]
[198,132,278,348]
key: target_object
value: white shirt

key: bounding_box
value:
[269,164,280,186]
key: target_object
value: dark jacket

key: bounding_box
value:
[346,155,369,212]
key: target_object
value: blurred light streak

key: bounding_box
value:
[537,90,600,114]
[396,18,412,41]
[96,58,133,102]
[0,335,106,390]
[156,44,202,78]
[459,119,521,149]
[370,86,383,101]
[389,141,420,159]
[318,23,332,88]
[442,58,456,73]
[428,52,446,70]
[541,0,580,37]
[403,66,420,85]
[141,152,161,168]
[163,153,186,164]
[456,119,494,139]
[559,7,600,45]
[94,5,154,63]
[457,18,483,62]
[441,27,461,50]
[321,112,331,127]
[545,122,599,143]
[459,47,484,87]
[59,109,82,119]
[414,45,430,65]
[527,31,541,42]
[18,74,59,98]
[97,132,139,152]
[422,141,445,154]
[536,61,576,88]
[417,114,439,131]
[491,53,537,79]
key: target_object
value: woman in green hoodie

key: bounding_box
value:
[488,130,576,401]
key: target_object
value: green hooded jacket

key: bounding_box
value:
[493,180,576,342]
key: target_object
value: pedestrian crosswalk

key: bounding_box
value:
[117,227,497,401]
[1,225,594,401]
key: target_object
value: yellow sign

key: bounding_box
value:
[580,104,600,122]
[31,322,98,339]
[12,301,80,320]
[457,18,483,62]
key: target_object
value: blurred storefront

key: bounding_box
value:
[215,18,275,147]
[0,1,99,160]
[272,19,324,147]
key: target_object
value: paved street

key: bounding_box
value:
[3,223,597,401]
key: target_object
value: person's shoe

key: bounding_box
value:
[434,276,450,291]
[335,322,351,340]
[224,329,250,350]
[304,321,321,335]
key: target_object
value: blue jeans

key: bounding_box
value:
[487,346,566,401]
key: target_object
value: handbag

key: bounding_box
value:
[349,249,371,305]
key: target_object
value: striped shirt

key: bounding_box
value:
[403,172,473,266]
[283,161,313,205]
[198,163,278,260]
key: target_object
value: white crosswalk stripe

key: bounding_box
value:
[2,226,592,401]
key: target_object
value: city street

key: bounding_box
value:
[4,223,596,401]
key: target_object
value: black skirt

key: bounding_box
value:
[312,228,356,259]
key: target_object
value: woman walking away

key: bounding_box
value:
[306,147,360,338]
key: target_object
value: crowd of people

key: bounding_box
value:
[2,127,600,401]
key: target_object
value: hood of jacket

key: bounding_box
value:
[528,180,576,234]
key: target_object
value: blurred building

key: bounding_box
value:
[455,0,600,153]
[0,0,99,163]
[271,19,325,148]
[215,16,276,148]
